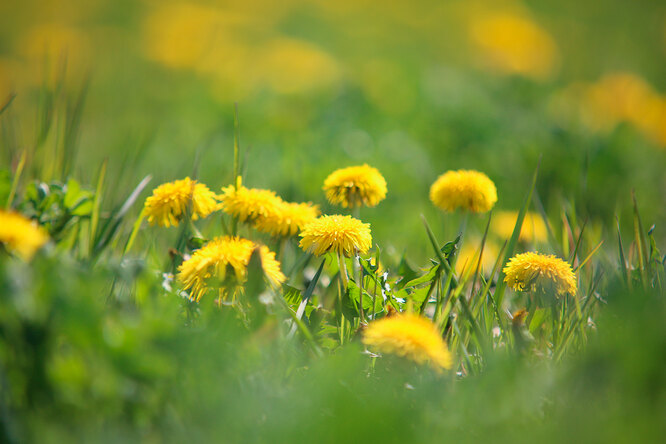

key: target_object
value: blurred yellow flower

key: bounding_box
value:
[299,215,372,257]
[219,184,283,223]
[0,210,49,260]
[256,37,342,95]
[323,164,387,208]
[550,73,666,148]
[469,12,558,80]
[492,211,547,243]
[177,236,285,302]
[455,238,500,276]
[503,252,576,296]
[254,201,320,237]
[582,73,666,146]
[143,4,341,98]
[144,178,219,227]
[362,313,452,371]
[430,169,497,213]
[143,3,245,70]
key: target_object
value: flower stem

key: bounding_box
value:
[337,250,350,342]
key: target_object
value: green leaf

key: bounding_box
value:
[245,247,266,302]
[63,178,82,208]
[529,308,547,334]
[396,253,419,288]
[187,236,207,250]
[402,265,438,289]
[282,284,302,307]
[0,169,11,206]
[343,280,382,319]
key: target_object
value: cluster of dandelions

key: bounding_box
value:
[177,236,285,303]
[219,179,320,237]
[140,163,578,371]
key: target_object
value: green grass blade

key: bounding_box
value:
[632,191,649,285]
[5,150,26,209]
[573,240,604,273]
[0,93,16,116]
[495,159,541,308]
[89,159,107,255]
[616,216,630,288]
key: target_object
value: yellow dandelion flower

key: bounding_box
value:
[299,215,372,257]
[363,313,452,371]
[144,178,219,227]
[503,252,576,296]
[492,211,547,243]
[254,201,320,237]
[429,169,497,213]
[323,164,387,208]
[0,210,49,260]
[177,236,285,302]
[219,184,283,223]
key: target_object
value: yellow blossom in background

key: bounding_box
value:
[430,169,497,213]
[299,215,372,257]
[492,211,547,243]
[455,238,500,276]
[362,313,452,372]
[549,73,666,148]
[144,178,219,227]
[0,210,49,260]
[142,3,341,99]
[254,201,320,237]
[142,3,250,70]
[581,73,666,147]
[255,37,342,95]
[323,164,387,208]
[503,252,576,296]
[177,236,285,302]
[219,184,283,223]
[469,12,558,80]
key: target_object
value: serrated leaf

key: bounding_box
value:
[402,265,438,289]
[282,284,302,307]
[343,280,382,319]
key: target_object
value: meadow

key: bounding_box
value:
[1,0,665,442]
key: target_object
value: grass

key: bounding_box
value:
[1,81,665,443]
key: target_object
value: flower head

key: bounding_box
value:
[144,178,219,227]
[492,211,547,242]
[299,215,372,257]
[503,252,576,296]
[219,184,283,223]
[430,169,497,213]
[323,164,387,208]
[177,236,285,302]
[253,201,320,237]
[362,313,452,371]
[0,210,49,260]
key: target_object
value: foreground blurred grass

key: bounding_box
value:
[1,249,664,443]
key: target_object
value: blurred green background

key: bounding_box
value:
[1,0,665,256]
